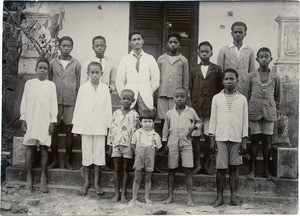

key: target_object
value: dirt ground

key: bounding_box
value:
[0,181,298,215]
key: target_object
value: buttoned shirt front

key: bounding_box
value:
[81,56,117,92]
[116,50,160,109]
[157,53,189,98]
[162,106,201,145]
[72,81,112,135]
[209,90,248,142]
[107,109,139,147]
[49,56,81,106]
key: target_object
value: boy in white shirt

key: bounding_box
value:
[72,62,112,196]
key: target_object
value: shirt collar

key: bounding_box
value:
[228,42,248,50]
[221,89,241,95]
[139,128,156,136]
[58,55,75,62]
[173,105,189,112]
[130,50,144,57]
[161,53,185,62]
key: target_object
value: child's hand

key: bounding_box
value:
[239,138,247,155]
[107,146,112,157]
[21,121,27,134]
[210,136,218,154]
[109,86,113,93]
[187,126,196,140]
[48,123,56,135]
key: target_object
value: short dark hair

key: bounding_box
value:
[198,41,213,51]
[231,21,247,32]
[256,47,272,57]
[36,58,50,69]
[173,87,188,96]
[167,33,181,43]
[223,68,238,79]
[92,35,106,45]
[59,36,74,46]
[129,31,143,41]
[139,108,156,121]
[121,89,135,98]
[87,62,102,71]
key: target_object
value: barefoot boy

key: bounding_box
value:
[157,33,189,131]
[107,89,139,203]
[130,109,162,204]
[162,87,201,207]
[20,59,58,193]
[189,41,223,175]
[48,36,81,170]
[209,68,248,207]
[244,47,281,181]
[217,21,255,94]
[72,62,112,196]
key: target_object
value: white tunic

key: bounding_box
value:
[116,50,160,109]
[20,78,58,146]
[72,80,112,135]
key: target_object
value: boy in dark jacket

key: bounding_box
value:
[189,41,223,174]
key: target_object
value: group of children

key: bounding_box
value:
[20,21,281,207]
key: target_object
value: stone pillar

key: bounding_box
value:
[273,5,299,147]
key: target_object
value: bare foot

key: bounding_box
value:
[192,165,201,175]
[230,197,239,206]
[39,177,48,193]
[145,198,154,204]
[266,172,276,181]
[79,182,90,196]
[128,198,140,205]
[48,161,59,169]
[111,194,120,203]
[247,171,255,180]
[65,161,74,170]
[162,196,173,204]
[94,184,104,195]
[202,166,212,175]
[26,176,33,192]
[121,194,129,203]
[187,199,195,207]
[212,197,223,207]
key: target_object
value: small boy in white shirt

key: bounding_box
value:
[72,62,112,196]
[129,109,162,204]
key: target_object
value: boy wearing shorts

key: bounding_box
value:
[244,47,281,181]
[72,62,112,196]
[162,87,201,207]
[130,109,162,204]
[209,68,248,207]
[107,89,139,203]
[48,36,81,170]
[20,59,58,193]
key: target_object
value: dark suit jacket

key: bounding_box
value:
[189,62,223,118]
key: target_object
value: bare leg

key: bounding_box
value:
[247,134,260,180]
[40,145,49,193]
[79,166,90,196]
[229,165,239,206]
[212,169,226,207]
[130,170,142,203]
[202,135,212,175]
[262,135,275,181]
[112,157,121,202]
[48,125,59,169]
[65,125,74,170]
[163,169,175,204]
[144,171,153,204]
[192,136,201,175]
[183,168,194,206]
[94,165,104,195]
[25,146,35,191]
[121,158,130,203]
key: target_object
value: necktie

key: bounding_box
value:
[135,54,141,73]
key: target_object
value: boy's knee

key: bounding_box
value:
[134,175,142,183]
[144,174,152,183]
[183,167,193,175]
[251,134,261,144]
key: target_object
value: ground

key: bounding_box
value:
[0,181,298,215]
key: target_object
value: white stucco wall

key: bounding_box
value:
[49,1,130,69]
[198,1,299,69]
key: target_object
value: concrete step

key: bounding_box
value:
[5,166,298,197]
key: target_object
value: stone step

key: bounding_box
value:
[5,166,298,197]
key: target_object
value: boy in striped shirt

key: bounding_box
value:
[209,68,248,207]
